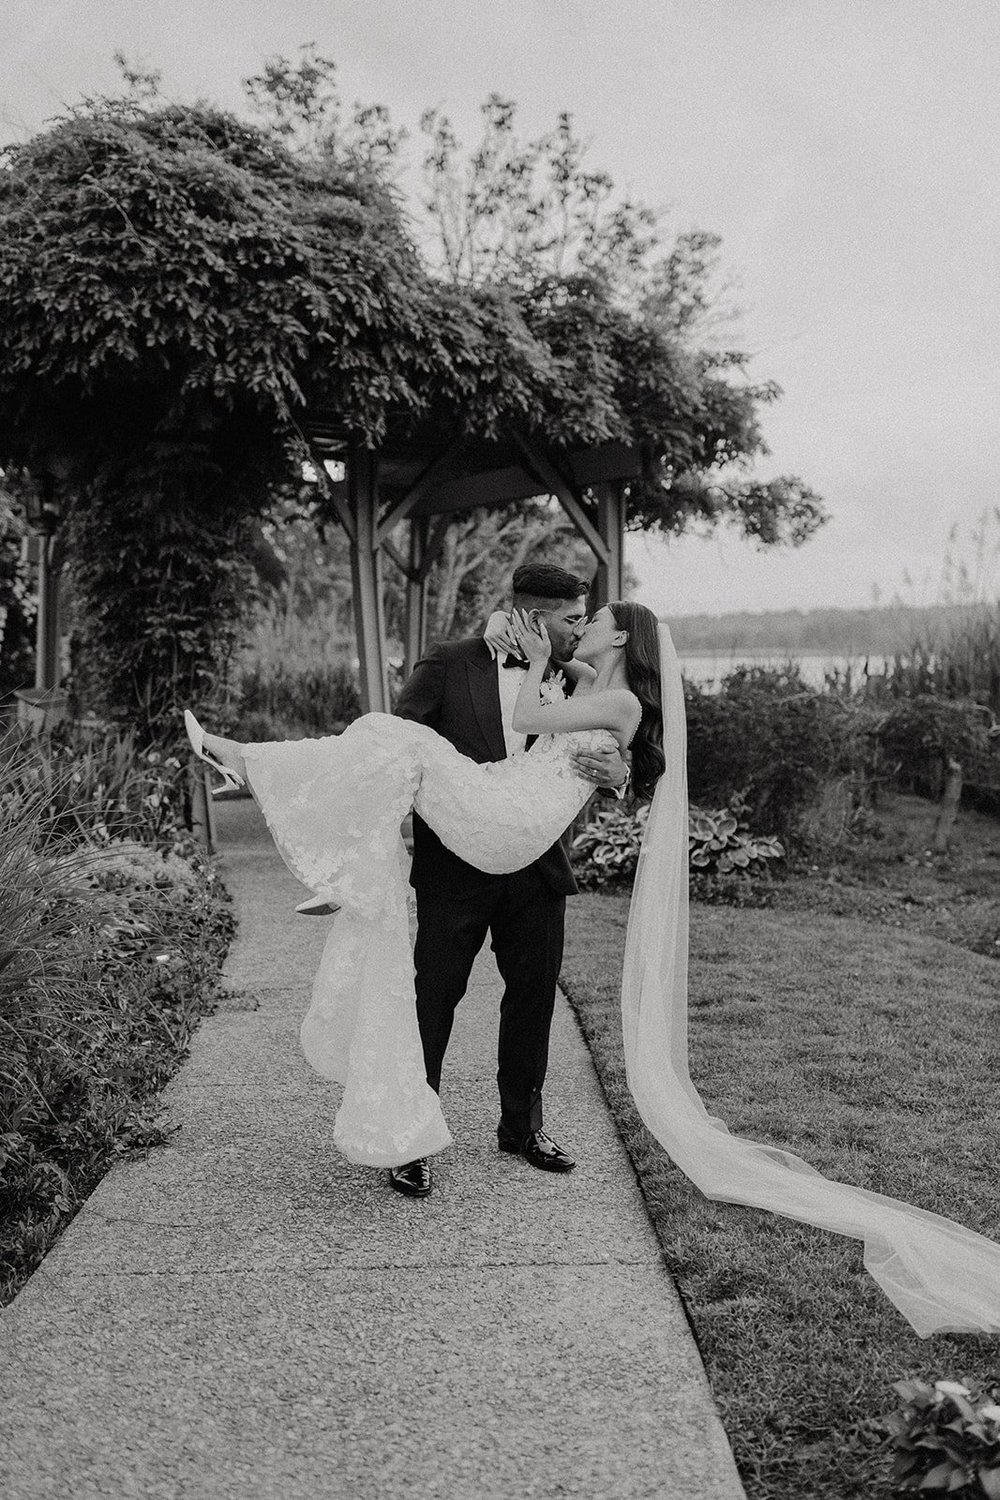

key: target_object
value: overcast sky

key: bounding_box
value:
[5,0,999,617]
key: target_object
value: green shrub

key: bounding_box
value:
[571,801,650,886]
[236,659,361,739]
[688,804,784,875]
[684,666,862,841]
[570,797,784,896]
[873,694,998,798]
[0,479,34,704]
[0,730,232,1303]
[884,1378,1000,1496]
[0,721,189,846]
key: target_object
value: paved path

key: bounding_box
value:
[1,797,744,1500]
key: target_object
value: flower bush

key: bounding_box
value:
[885,1379,1000,1497]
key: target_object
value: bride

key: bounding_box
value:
[187,605,1000,1337]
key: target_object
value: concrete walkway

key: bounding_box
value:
[1,797,744,1500]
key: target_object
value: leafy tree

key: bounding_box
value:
[243,43,406,174]
[414,96,819,545]
[419,96,657,291]
[242,51,824,550]
[253,487,355,648]
[0,62,825,729]
[0,99,457,734]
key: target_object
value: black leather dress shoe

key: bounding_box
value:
[499,1129,576,1173]
[389,1158,433,1197]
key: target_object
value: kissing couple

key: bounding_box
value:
[187,563,1000,1336]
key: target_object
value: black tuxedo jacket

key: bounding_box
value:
[395,636,578,897]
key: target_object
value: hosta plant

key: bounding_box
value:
[688,805,785,876]
[885,1379,1000,1497]
[571,802,650,886]
[571,799,784,889]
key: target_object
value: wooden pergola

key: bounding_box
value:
[18,426,641,725]
[304,422,643,713]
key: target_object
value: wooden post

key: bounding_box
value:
[404,516,429,678]
[189,767,217,852]
[348,447,389,714]
[34,534,62,692]
[933,757,963,853]
[594,481,626,608]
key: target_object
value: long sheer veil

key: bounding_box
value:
[621,622,1000,1336]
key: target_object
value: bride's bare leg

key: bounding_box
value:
[202,731,247,783]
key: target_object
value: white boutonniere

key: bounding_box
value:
[539,671,567,706]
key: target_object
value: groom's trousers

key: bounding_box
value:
[412,865,566,1144]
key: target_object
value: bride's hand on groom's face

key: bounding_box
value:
[511,609,551,664]
[483,611,519,656]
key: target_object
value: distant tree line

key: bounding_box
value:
[666,603,992,657]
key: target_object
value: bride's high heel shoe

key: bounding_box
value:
[295,894,341,917]
[183,709,246,796]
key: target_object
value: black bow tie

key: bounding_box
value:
[502,654,530,670]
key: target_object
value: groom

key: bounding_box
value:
[392,563,630,1197]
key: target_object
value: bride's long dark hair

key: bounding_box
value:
[609,601,665,800]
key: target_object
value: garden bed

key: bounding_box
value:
[0,841,233,1304]
[0,725,236,1306]
[560,793,1000,1500]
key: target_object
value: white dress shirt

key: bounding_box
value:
[493,651,528,757]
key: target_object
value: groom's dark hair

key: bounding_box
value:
[511,563,589,610]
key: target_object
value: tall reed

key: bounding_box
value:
[0,800,111,1131]
[881,603,1000,714]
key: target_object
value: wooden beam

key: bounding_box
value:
[323,483,357,545]
[567,441,642,487]
[375,441,464,547]
[380,535,413,580]
[594,480,626,608]
[403,517,429,677]
[415,514,451,582]
[407,464,542,518]
[509,432,610,567]
[34,534,61,692]
[302,442,356,543]
[348,447,389,714]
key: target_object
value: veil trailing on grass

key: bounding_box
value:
[621,623,1000,1337]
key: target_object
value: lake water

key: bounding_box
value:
[677,651,890,690]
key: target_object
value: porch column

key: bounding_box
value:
[348,447,390,714]
[404,516,430,678]
[593,481,626,608]
[34,534,62,692]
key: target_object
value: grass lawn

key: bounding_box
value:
[561,795,1000,1500]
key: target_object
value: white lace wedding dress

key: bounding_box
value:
[242,713,609,1169]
